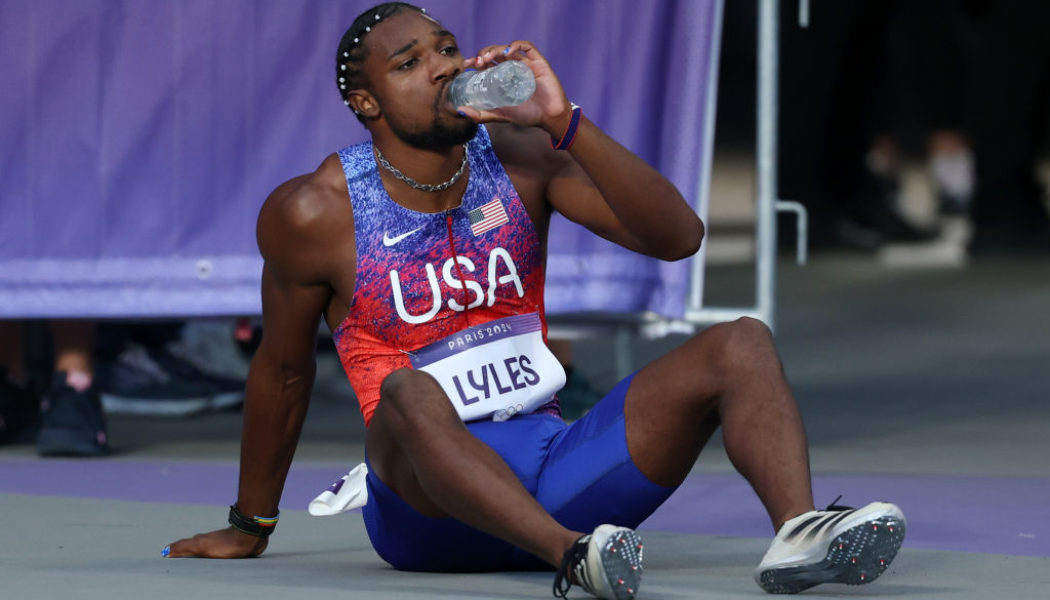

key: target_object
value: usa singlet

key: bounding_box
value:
[332,125,563,425]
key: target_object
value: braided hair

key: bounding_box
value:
[336,2,430,123]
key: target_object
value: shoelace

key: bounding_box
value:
[553,534,591,599]
[825,494,854,512]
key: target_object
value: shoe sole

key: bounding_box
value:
[758,515,906,594]
[210,390,244,411]
[596,528,644,600]
[38,428,107,457]
[101,394,209,417]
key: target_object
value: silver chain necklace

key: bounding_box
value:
[374,144,468,192]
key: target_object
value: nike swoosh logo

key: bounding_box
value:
[382,227,422,247]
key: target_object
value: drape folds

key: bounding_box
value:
[0,0,719,319]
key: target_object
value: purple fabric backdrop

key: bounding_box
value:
[0,0,719,319]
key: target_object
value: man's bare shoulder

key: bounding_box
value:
[259,154,349,239]
[257,154,352,257]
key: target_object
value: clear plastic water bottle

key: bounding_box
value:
[449,60,536,110]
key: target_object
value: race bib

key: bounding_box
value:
[408,313,565,422]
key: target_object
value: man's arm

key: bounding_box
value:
[461,41,704,261]
[543,117,704,260]
[166,173,343,558]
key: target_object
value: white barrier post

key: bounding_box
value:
[754,0,780,328]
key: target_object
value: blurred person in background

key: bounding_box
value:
[0,319,247,456]
[779,0,978,251]
[0,320,107,456]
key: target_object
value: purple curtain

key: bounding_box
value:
[0,0,720,319]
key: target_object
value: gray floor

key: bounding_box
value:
[2,253,1049,599]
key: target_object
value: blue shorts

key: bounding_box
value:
[361,374,677,572]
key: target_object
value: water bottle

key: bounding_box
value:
[449,60,536,110]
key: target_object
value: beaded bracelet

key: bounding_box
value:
[550,103,582,151]
[228,504,279,538]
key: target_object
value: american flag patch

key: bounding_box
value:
[468,197,509,236]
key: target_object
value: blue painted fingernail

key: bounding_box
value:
[503,47,510,54]
[457,111,466,117]
[161,545,170,557]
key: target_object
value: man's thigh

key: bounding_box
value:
[537,374,678,533]
[362,413,564,571]
[361,377,678,571]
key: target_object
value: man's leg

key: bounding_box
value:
[38,320,108,456]
[622,317,904,594]
[623,317,814,530]
[52,320,95,377]
[365,368,581,567]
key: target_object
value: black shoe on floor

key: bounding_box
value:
[37,372,109,457]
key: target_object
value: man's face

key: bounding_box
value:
[360,10,477,150]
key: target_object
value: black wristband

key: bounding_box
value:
[228,504,279,538]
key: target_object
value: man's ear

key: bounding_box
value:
[348,90,380,119]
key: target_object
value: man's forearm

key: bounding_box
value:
[234,355,316,518]
[554,114,704,260]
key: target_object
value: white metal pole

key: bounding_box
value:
[755,0,779,329]
[688,0,726,313]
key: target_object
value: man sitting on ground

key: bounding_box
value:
[166,4,905,597]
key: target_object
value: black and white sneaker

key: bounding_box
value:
[95,345,213,417]
[553,524,643,600]
[150,342,245,411]
[755,500,906,594]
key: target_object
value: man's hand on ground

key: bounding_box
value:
[164,527,268,559]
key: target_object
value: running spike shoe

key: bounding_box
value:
[755,500,906,594]
[553,524,644,600]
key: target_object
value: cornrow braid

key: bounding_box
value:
[336,2,429,123]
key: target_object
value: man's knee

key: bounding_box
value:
[706,317,777,375]
[377,368,452,421]
[726,316,774,345]
[379,368,418,403]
